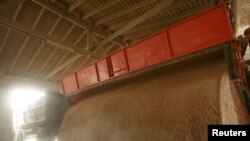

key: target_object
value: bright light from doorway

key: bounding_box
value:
[9,87,44,111]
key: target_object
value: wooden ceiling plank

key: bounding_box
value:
[68,0,87,12]
[125,21,167,34]
[7,36,30,74]
[55,65,71,81]
[95,0,154,26]
[31,0,124,47]
[53,52,70,69]
[61,24,75,41]
[96,0,175,49]
[73,30,86,46]
[45,54,82,79]
[125,8,213,41]
[21,41,44,76]
[109,20,130,31]
[124,27,164,41]
[85,29,92,50]
[55,57,87,80]
[12,0,25,21]
[91,35,105,56]
[34,47,57,78]
[0,28,11,54]
[110,0,194,31]
[56,55,95,80]
[32,7,45,29]
[126,5,206,34]
[48,16,62,35]
[46,52,70,80]
[82,0,120,20]
[0,16,99,59]
[103,43,116,55]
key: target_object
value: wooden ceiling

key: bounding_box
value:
[0,0,216,82]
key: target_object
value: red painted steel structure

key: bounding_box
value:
[62,3,234,94]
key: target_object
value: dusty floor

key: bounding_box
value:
[59,51,248,141]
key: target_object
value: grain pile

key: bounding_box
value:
[59,52,248,141]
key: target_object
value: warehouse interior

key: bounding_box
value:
[0,0,250,141]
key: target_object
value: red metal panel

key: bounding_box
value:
[62,4,234,95]
[110,51,128,76]
[76,64,98,88]
[126,32,171,71]
[167,5,233,57]
[96,58,110,81]
[62,74,78,94]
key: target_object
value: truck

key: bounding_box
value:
[13,92,68,141]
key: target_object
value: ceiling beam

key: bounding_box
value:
[108,20,129,31]
[95,0,154,26]
[123,27,164,41]
[8,36,30,74]
[55,65,71,81]
[73,30,86,46]
[0,75,61,92]
[43,52,69,80]
[109,0,195,31]
[21,41,44,76]
[59,56,92,79]
[61,24,75,41]
[32,7,45,29]
[53,52,69,69]
[125,5,206,34]
[45,54,82,79]
[48,16,61,35]
[31,0,125,47]
[96,0,175,49]
[91,35,105,56]
[124,2,211,41]
[68,0,87,12]
[124,5,210,41]
[103,43,116,55]
[0,28,11,54]
[82,0,120,20]
[0,15,98,59]
[125,20,171,35]
[12,0,24,21]
[34,47,57,78]
[85,29,92,50]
